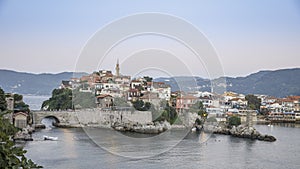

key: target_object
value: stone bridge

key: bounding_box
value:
[32,109,152,127]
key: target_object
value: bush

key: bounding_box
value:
[228,116,241,127]
[132,100,151,111]
[195,118,202,125]
[0,112,42,168]
[42,88,73,110]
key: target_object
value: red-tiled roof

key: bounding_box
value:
[96,94,112,98]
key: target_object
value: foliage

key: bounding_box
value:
[190,101,207,117]
[143,76,153,82]
[13,94,30,112]
[13,94,23,102]
[132,100,151,111]
[152,102,178,124]
[0,87,7,112]
[228,116,241,127]
[14,101,30,112]
[245,94,261,111]
[0,112,42,168]
[42,88,72,110]
[195,118,202,125]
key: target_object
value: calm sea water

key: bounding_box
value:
[22,95,50,110]
[23,124,300,169]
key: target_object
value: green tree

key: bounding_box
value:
[190,101,207,117]
[13,94,23,102]
[195,118,202,125]
[8,93,31,112]
[132,100,151,111]
[245,94,261,111]
[165,103,177,124]
[42,88,73,110]
[14,101,30,112]
[143,76,153,82]
[228,116,241,127]
[0,87,7,112]
[0,112,42,168]
[153,102,178,124]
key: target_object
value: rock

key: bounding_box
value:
[230,126,237,135]
[263,135,276,142]
[14,130,33,141]
[213,125,276,142]
[112,121,171,134]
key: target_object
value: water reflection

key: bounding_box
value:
[24,125,300,169]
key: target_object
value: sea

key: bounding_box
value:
[23,95,50,110]
[21,95,300,169]
[22,123,300,169]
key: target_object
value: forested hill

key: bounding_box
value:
[155,68,300,98]
[0,68,299,97]
[0,70,83,95]
[224,68,300,97]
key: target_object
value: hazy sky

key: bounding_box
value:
[0,0,300,78]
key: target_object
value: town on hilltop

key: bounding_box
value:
[1,61,299,141]
[54,60,300,124]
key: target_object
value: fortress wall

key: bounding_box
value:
[33,109,152,126]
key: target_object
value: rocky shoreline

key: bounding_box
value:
[25,122,276,143]
[13,126,35,141]
[111,121,172,134]
[212,125,276,142]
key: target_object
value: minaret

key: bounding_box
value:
[115,59,120,76]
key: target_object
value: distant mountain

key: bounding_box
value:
[154,76,211,92]
[155,68,300,98]
[0,70,85,95]
[0,68,299,97]
[224,68,300,97]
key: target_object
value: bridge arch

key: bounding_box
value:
[41,115,60,125]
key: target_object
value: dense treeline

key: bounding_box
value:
[42,88,72,110]
[41,88,97,110]
[0,87,41,168]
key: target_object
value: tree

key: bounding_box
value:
[13,94,23,102]
[195,118,202,125]
[5,93,31,112]
[143,76,153,82]
[245,94,261,111]
[0,112,42,168]
[0,87,7,112]
[228,116,241,127]
[153,102,178,124]
[14,101,30,112]
[189,101,207,117]
[42,88,73,110]
[132,100,151,111]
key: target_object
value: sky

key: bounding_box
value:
[0,0,300,78]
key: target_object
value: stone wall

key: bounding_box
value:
[33,109,152,127]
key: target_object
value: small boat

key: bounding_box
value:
[43,135,58,141]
